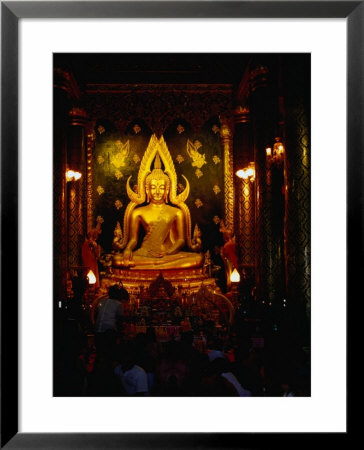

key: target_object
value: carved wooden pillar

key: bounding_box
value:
[67,107,87,268]
[233,106,255,276]
[249,62,284,304]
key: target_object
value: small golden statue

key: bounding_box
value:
[113,135,203,270]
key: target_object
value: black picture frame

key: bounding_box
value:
[1,1,357,448]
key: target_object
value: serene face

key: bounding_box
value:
[148,179,167,203]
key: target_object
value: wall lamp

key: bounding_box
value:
[66,169,82,182]
[266,137,285,164]
[236,162,255,182]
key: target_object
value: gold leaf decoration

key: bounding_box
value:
[133,154,141,164]
[195,198,203,208]
[187,139,207,168]
[213,185,221,195]
[195,169,203,179]
[97,155,105,165]
[213,216,221,224]
[111,140,130,168]
[212,155,221,165]
[115,170,123,180]
[96,186,105,195]
[176,154,185,164]
[114,199,123,210]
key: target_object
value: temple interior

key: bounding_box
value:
[54,53,310,397]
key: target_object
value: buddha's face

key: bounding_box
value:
[147,179,168,204]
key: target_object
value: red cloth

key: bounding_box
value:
[222,238,238,269]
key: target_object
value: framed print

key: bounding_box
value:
[1,1,357,448]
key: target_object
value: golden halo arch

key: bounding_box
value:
[119,134,195,251]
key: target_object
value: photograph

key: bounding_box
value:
[1,0,355,447]
[53,52,311,399]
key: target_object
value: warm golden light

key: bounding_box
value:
[87,270,97,285]
[236,163,255,182]
[66,170,75,181]
[230,268,240,283]
[266,147,272,156]
[66,169,82,182]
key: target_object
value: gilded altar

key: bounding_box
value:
[98,134,220,292]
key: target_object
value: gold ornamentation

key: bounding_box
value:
[86,127,95,232]
[195,198,203,208]
[195,169,203,179]
[176,154,185,164]
[187,139,207,169]
[220,124,234,231]
[213,216,221,225]
[114,200,123,210]
[97,155,105,165]
[111,140,130,168]
[112,221,123,252]
[68,106,87,126]
[133,154,141,164]
[234,105,250,123]
[115,170,123,180]
[177,124,185,134]
[212,155,221,165]
[213,185,221,195]
[96,186,104,195]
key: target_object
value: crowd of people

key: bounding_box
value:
[54,284,310,397]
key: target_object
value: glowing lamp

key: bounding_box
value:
[266,147,272,157]
[87,270,97,285]
[66,170,75,181]
[236,169,245,179]
[230,268,240,283]
[66,169,82,182]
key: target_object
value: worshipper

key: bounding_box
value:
[114,343,149,396]
[94,284,128,355]
[200,357,251,397]
[94,284,128,333]
[151,341,198,396]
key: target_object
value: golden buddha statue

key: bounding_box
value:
[113,135,203,270]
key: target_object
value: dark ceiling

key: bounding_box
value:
[54,53,252,88]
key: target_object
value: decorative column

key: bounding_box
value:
[53,69,75,302]
[249,63,284,305]
[282,55,311,318]
[233,106,255,276]
[67,107,87,268]
[86,126,95,234]
[220,122,234,232]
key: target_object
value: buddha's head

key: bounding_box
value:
[145,154,170,204]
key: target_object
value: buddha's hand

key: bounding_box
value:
[122,249,135,267]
